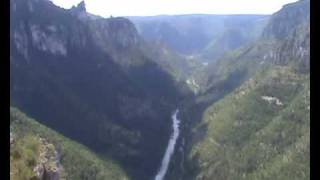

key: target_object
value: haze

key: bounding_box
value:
[50,0,298,17]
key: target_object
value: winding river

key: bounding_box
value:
[155,109,181,180]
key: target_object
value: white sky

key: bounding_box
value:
[50,0,298,17]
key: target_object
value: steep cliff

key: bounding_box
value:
[10,107,129,180]
[10,0,187,179]
[169,1,310,179]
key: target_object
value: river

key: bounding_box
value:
[154,109,181,180]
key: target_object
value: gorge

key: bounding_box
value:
[9,0,310,180]
[155,109,181,180]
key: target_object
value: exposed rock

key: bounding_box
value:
[76,1,86,12]
[262,0,310,40]
[262,0,310,71]
[33,137,65,180]
[27,0,34,12]
[186,78,200,94]
[30,25,67,56]
[70,1,88,20]
[261,96,283,106]
[13,28,29,60]
[10,132,15,145]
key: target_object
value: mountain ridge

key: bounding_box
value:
[166,0,310,179]
[10,0,188,179]
[10,0,310,180]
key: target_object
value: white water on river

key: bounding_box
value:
[154,109,180,180]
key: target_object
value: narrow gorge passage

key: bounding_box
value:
[155,109,181,180]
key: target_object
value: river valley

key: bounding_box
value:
[155,109,181,180]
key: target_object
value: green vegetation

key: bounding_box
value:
[170,1,310,179]
[184,66,309,180]
[10,0,184,179]
[10,107,129,180]
[11,134,41,180]
[10,0,309,180]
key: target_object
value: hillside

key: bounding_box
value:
[181,66,309,180]
[10,0,310,180]
[186,0,309,95]
[166,0,310,179]
[10,0,189,179]
[10,107,129,180]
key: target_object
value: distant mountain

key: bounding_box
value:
[200,16,269,62]
[10,0,189,179]
[186,0,309,95]
[10,0,310,180]
[166,0,310,179]
[129,14,269,60]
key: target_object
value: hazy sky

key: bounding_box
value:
[50,0,298,17]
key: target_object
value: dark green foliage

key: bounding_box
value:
[167,1,310,179]
[183,66,309,180]
[10,0,309,180]
[10,0,185,179]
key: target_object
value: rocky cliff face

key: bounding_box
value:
[69,2,145,68]
[33,137,65,180]
[87,17,145,68]
[170,0,310,179]
[262,0,310,71]
[189,0,310,95]
[10,0,185,179]
[262,0,310,40]
[275,22,310,71]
